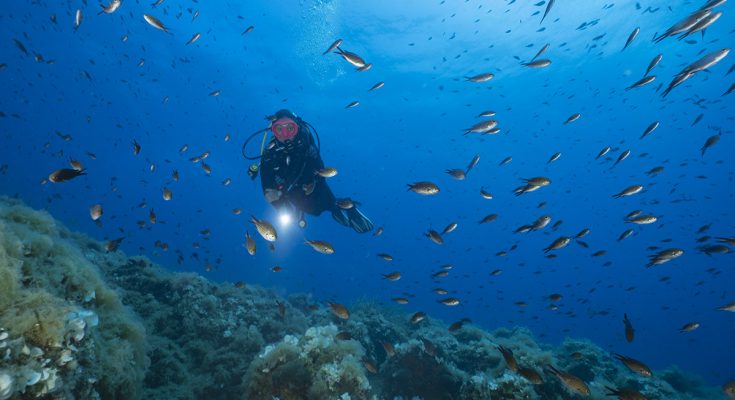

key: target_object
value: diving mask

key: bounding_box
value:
[271,118,299,142]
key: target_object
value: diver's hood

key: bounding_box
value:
[273,109,300,121]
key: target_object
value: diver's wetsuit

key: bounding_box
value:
[260,122,335,217]
[259,109,373,233]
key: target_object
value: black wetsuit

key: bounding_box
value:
[260,123,336,217]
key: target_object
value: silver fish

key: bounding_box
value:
[678,12,722,40]
[532,43,550,61]
[626,75,655,90]
[143,14,169,33]
[645,54,663,76]
[640,121,659,139]
[654,10,710,43]
[465,73,494,82]
[540,0,555,24]
[623,27,639,51]
[323,39,342,55]
[524,59,551,68]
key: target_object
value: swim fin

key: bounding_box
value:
[331,209,350,228]
[345,207,373,234]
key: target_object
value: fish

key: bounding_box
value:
[645,54,663,76]
[323,39,343,55]
[612,150,630,168]
[373,227,384,237]
[662,49,730,97]
[464,119,498,134]
[477,110,496,118]
[614,353,652,377]
[242,26,254,35]
[89,204,103,221]
[448,318,470,332]
[143,14,169,33]
[105,237,124,252]
[499,156,512,165]
[335,48,366,68]
[479,214,498,224]
[679,322,700,333]
[48,168,86,183]
[612,185,644,198]
[531,43,550,61]
[717,301,735,312]
[186,33,201,45]
[623,27,639,51]
[382,272,401,281]
[523,177,551,186]
[407,182,440,195]
[335,198,356,209]
[464,73,494,82]
[540,0,555,23]
[363,359,378,374]
[345,101,359,109]
[250,216,277,242]
[438,297,460,306]
[574,228,590,239]
[647,248,684,267]
[723,82,735,96]
[162,187,173,201]
[305,239,334,254]
[654,10,711,43]
[497,345,518,372]
[627,215,657,225]
[701,134,720,156]
[74,9,83,31]
[547,152,561,163]
[441,222,458,235]
[466,154,480,173]
[596,146,611,160]
[623,314,635,342]
[605,386,649,400]
[410,312,426,324]
[369,82,385,91]
[377,253,393,261]
[149,209,157,224]
[640,121,659,139]
[546,365,590,396]
[391,298,409,305]
[315,167,338,177]
[564,113,581,124]
[132,140,141,155]
[618,229,634,242]
[382,342,395,357]
[245,231,256,256]
[98,0,121,15]
[524,59,551,68]
[544,237,571,253]
[445,169,466,180]
[426,230,444,245]
[678,11,722,40]
[480,188,493,199]
[626,75,656,90]
[327,302,349,319]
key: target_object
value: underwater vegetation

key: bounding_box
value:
[0,196,731,399]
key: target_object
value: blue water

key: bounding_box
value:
[1,0,733,387]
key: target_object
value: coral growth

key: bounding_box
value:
[0,196,729,399]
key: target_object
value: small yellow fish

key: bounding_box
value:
[305,239,334,254]
[250,216,277,242]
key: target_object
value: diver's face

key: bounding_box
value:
[272,118,299,142]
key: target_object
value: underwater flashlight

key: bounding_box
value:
[278,212,292,227]
[248,164,259,180]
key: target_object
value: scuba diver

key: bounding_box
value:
[243,109,373,233]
